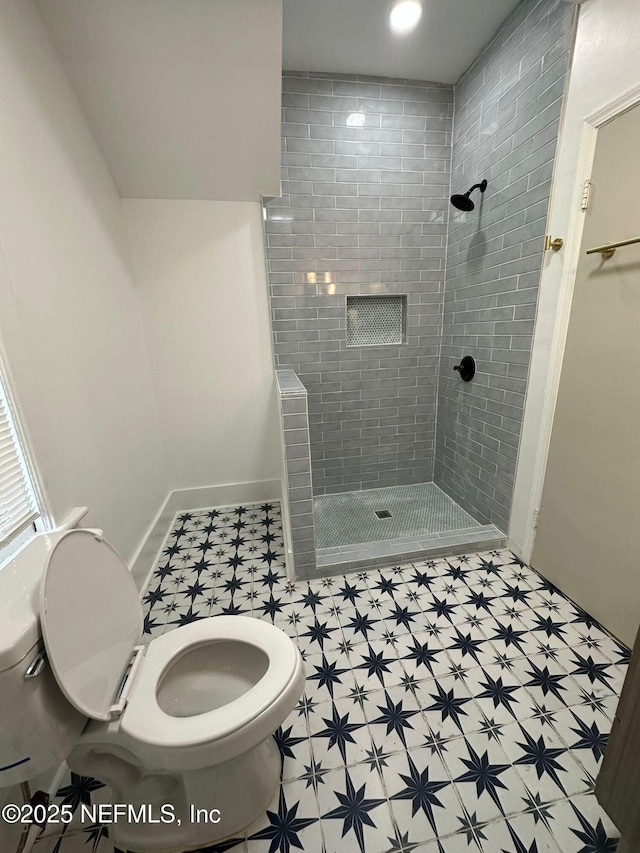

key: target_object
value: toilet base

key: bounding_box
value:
[69,736,283,852]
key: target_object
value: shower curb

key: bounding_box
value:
[304,524,506,580]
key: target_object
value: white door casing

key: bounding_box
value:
[509,0,640,561]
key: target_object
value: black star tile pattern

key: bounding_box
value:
[38,502,627,853]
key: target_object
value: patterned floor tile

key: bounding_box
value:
[518,652,585,712]
[441,730,531,825]
[303,649,358,702]
[394,631,453,680]
[461,663,535,725]
[377,597,426,634]
[497,717,592,802]
[547,791,620,852]
[481,614,542,660]
[316,763,394,853]
[469,812,560,852]
[48,502,627,853]
[440,623,498,670]
[347,641,407,692]
[308,698,373,770]
[244,779,321,853]
[546,705,612,780]
[340,606,386,645]
[417,673,487,742]
[276,710,312,783]
[295,614,345,654]
[385,746,464,846]
[364,685,426,753]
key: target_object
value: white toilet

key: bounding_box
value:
[0,529,305,852]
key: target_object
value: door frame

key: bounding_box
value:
[509,80,640,562]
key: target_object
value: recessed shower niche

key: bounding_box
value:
[346,296,406,347]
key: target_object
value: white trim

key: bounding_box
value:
[0,245,54,534]
[279,471,294,581]
[56,506,89,532]
[170,480,280,510]
[130,491,176,591]
[135,505,180,600]
[509,81,640,560]
[0,505,89,571]
[586,81,640,127]
[273,380,295,581]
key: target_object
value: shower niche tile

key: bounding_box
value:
[346,295,406,347]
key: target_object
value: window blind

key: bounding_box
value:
[0,378,39,548]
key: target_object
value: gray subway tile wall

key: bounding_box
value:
[266,0,574,535]
[434,0,574,532]
[265,74,453,495]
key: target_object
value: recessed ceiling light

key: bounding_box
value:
[389,0,423,35]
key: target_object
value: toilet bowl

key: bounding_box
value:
[67,615,305,851]
[0,529,304,852]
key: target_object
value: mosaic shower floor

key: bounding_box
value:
[313,483,482,549]
[34,500,627,853]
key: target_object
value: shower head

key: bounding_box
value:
[450,193,475,212]
[450,179,488,211]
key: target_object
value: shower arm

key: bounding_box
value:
[467,182,486,195]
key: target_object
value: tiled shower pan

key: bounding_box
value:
[314,483,506,576]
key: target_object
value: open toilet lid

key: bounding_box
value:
[40,529,143,721]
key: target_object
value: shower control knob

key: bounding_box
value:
[453,355,476,382]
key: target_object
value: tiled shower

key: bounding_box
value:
[265,0,575,578]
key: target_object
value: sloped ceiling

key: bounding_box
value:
[36,0,283,201]
[35,0,523,201]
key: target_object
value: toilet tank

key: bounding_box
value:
[0,533,86,786]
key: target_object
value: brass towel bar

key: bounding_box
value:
[586,236,640,260]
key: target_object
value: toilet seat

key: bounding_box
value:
[36,528,306,848]
[40,530,142,721]
[40,529,304,770]
[121,617,300,750]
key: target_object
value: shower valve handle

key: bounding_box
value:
[453,355,476,382]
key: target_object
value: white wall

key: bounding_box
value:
[510,0,640,561]
[36,0,283,202]
[122,200,283,492]
[0,0,168,561]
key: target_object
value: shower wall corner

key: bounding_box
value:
[275,369,317,580]
[433,0,576,535]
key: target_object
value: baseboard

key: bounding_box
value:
[169,480,281,510]
[506,534,528,564]
[130,480,283,592]
[130,491,177,592]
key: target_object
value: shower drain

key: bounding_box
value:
[374,509,392,519]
